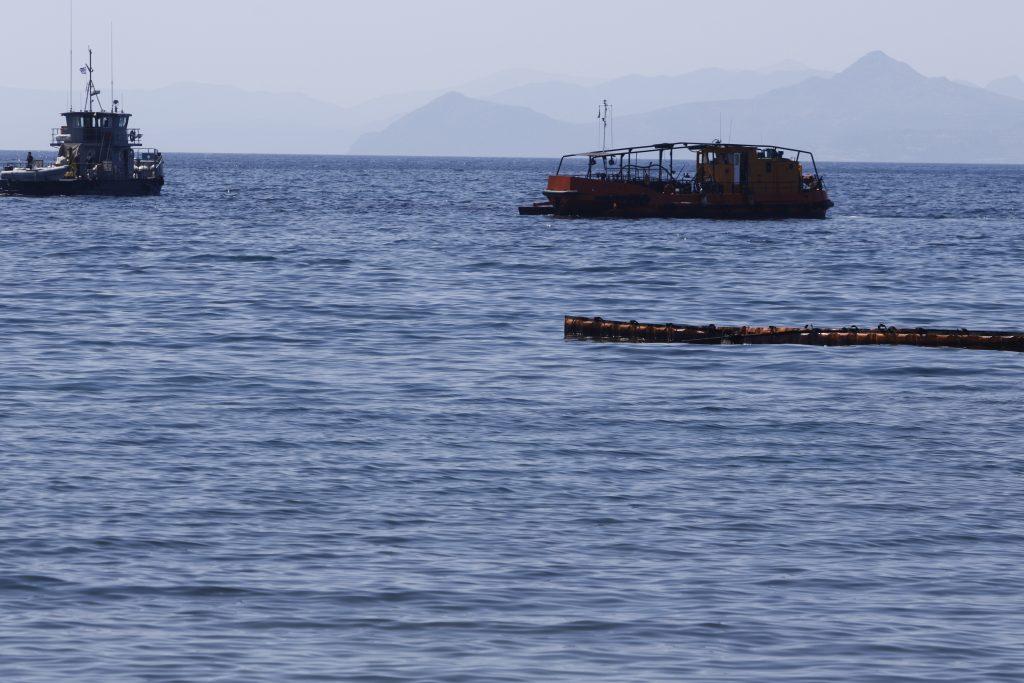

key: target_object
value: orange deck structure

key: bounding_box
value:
[520,141,833,219]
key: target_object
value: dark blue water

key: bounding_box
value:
[2,154,1023,682]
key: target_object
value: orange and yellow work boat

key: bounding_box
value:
[519,141,834,219]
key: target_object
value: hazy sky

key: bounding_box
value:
[2,0,1021,106]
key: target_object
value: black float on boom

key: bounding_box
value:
[565,316,1024,353]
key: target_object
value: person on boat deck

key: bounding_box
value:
[25,152,33,168]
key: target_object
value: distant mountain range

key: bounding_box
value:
[3,52,1024,162]
[353,52,1024,163]
[0,83,359,154]
[0,68,596,155]
[351,93,581,157]
[487,66,833,121]
[987,75,1024,100]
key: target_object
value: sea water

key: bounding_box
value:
[1,154,1023,681]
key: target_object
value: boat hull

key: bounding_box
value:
[541,197,833,219]
[534,176,832,219]
[0,176,164,197]
[0,166,69,183]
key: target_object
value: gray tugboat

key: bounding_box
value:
[1,48,164,197]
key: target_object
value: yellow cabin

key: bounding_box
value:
[696,145,808,196]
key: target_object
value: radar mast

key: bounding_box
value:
[82,47,103,112]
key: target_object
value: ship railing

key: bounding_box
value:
[49,126,147,148]
[568,166,826,191]
[555,140,823,179]
[134,148,162,161]
[703,179,828,194]
[570,173,826,195]
[2,158,51,171]
[674,179,827,194]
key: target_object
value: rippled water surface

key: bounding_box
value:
[2,155,1023,682]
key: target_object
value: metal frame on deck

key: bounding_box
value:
[554,141,821,181]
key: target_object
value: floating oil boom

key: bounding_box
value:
[521,139,833,219]
[565,316,1024,353]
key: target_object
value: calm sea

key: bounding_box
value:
[1,154,1023,682]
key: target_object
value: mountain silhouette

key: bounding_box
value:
[987,75,1024,100]
[353,51,1024,162]
[350,92,582,157]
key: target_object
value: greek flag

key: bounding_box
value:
[79,66,88,74]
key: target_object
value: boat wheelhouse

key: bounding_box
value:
[520,140,833,219]
[0,48,163,197]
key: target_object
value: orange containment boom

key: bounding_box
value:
[565,316,1024,353]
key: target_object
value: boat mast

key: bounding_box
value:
[597,99,613,151]
[110,23,116,113]
[83,47,103,112]
[84,48,92,111]
[67,0,73,111]
[597,99,613,173]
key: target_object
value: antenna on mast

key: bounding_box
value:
[83,47,103,112]
[110,22,116,112]
[68,0,73,110]
[597,99,613,173]
[597,99,613,152]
